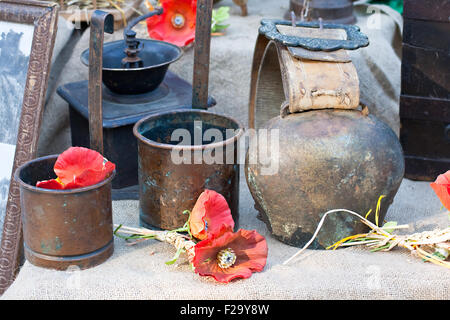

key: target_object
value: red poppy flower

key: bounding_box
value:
[146,0,197,47]
[36,179,64,189]
[430,170,450,211]
[192,226,268,283]
[37,147,115,190]
[188,189,234,240]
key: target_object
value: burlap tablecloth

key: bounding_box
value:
[3,178,449,300]
[3,0,449,299]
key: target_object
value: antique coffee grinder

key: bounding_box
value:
[57,8,215,199]
[246,18,405,248]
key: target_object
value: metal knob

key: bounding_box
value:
[121,7,164,69]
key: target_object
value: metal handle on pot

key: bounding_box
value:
[88,10,114,155]
[192,0,214,109]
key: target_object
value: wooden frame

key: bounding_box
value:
[0,0,59,295]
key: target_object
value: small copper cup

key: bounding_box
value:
[15,155,115,270]
[133,109,244,230]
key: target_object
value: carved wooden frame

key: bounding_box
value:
[0,0,58,295]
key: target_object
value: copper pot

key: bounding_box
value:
[134,109,244,230]
[15,155,115,270]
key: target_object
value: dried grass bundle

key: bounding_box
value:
[284,197,450,269]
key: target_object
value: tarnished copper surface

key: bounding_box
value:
[15,155,115,270]
[134,109,244,230]
[246,109,405,249]
[192,0,213,109]
[88,10,114,155]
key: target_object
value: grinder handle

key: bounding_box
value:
[123,7,163,40]
[88,10,114,155]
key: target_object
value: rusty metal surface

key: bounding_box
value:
[192,0,213,109]
[88,10,114,155]
[134,110,244,230]
[233,0,248,16]
[245,109,405,249]
[15,155,115,270]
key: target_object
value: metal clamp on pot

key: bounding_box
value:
[249,17,369,128]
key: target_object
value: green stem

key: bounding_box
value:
[170,224,189,233]
[113,224,156,241]
[370,244,391,252]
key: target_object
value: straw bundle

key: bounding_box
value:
[284,199,450,269]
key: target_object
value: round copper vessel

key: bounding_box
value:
[134,109,244,230]
[15,155,115,270]
[246,109,404,249]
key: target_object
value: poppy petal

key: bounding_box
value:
[54,147,104,185]
[189,190,234,240]
[36,179,64,190]
[146,0,197,47]
[435,170,450,185]
[62,161,116,190]
[430,170,450,210]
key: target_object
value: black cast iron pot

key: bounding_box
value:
[81,39,182,95]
